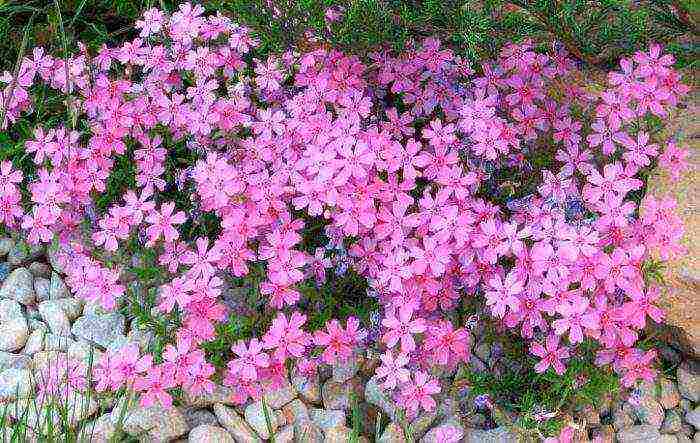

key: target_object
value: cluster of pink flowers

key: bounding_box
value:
[0,3,689,416]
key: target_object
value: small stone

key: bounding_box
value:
[264,383,297,409]
[49,272,70,299]
[79,413,117,442]
[658,377,681,409]
[6,243,28,266]
[616,425,662,442]
[294,419,324,443]
[23,327,45,355]
[660,410,682,434]
[276,424,294,443]
[677,361,700,402]
[0,351,30,370]
[0,268,35,305]
[0,238,13,257]
[38,300,71,335]
[71,313,126,349]
[189,425,234,443]
[213,403,261,442]
[183,384,236,408]
[0,263,10,283]
[631,396,664,428]
[32,350,64,371]
[183,408,217,429]
[309,408,345,431]
[55,298,83,320]
[0,299,27,351]
[292,374,321,405]
[685,407,700,429]
[34,277,50,302]
[0,368,32,400]
[28,262,50,278]
[65,392,99,428]
[282,399,310,424]
[378,422,405,443]
[67,340,102,365]
[244,400,278,439]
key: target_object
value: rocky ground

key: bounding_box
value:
[0,239,697,442]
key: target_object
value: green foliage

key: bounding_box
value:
[462,334,619,437]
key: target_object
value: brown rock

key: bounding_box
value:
[645,93,700,358]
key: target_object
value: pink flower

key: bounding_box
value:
[314,317,365,365]
[530,334,570,375]
[375,350,410,390]
[228,338,269,380]
[145,202,186,245]
[552,296,599,344]
[381,305,426,353]
[135,364,176,408]
[262,312,310,361]
[485,271,523,318]
[398,371,441,416]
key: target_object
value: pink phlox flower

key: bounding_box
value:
[398,371,441,416]
[530,334,570,375]
[485,271,524,318]
[552,295,600,344]
[381,305,427,352]
[375,350,410,390]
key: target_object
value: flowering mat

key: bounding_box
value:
[0,2,698,442]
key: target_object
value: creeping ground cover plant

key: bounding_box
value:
[0,0,690,430]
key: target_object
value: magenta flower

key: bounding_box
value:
[375,350,410,390]
[552,296,599,344]
[145,202,186,245]
[381,305,426,352]
[398,371,441,416]
[530,334,570,375]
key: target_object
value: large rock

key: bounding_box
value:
[49,272,70,299]
[71,313,126,349]
[0,299,28,351]
[0,267,35,305]
[645,95,700,358]
[113,398,189,442]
